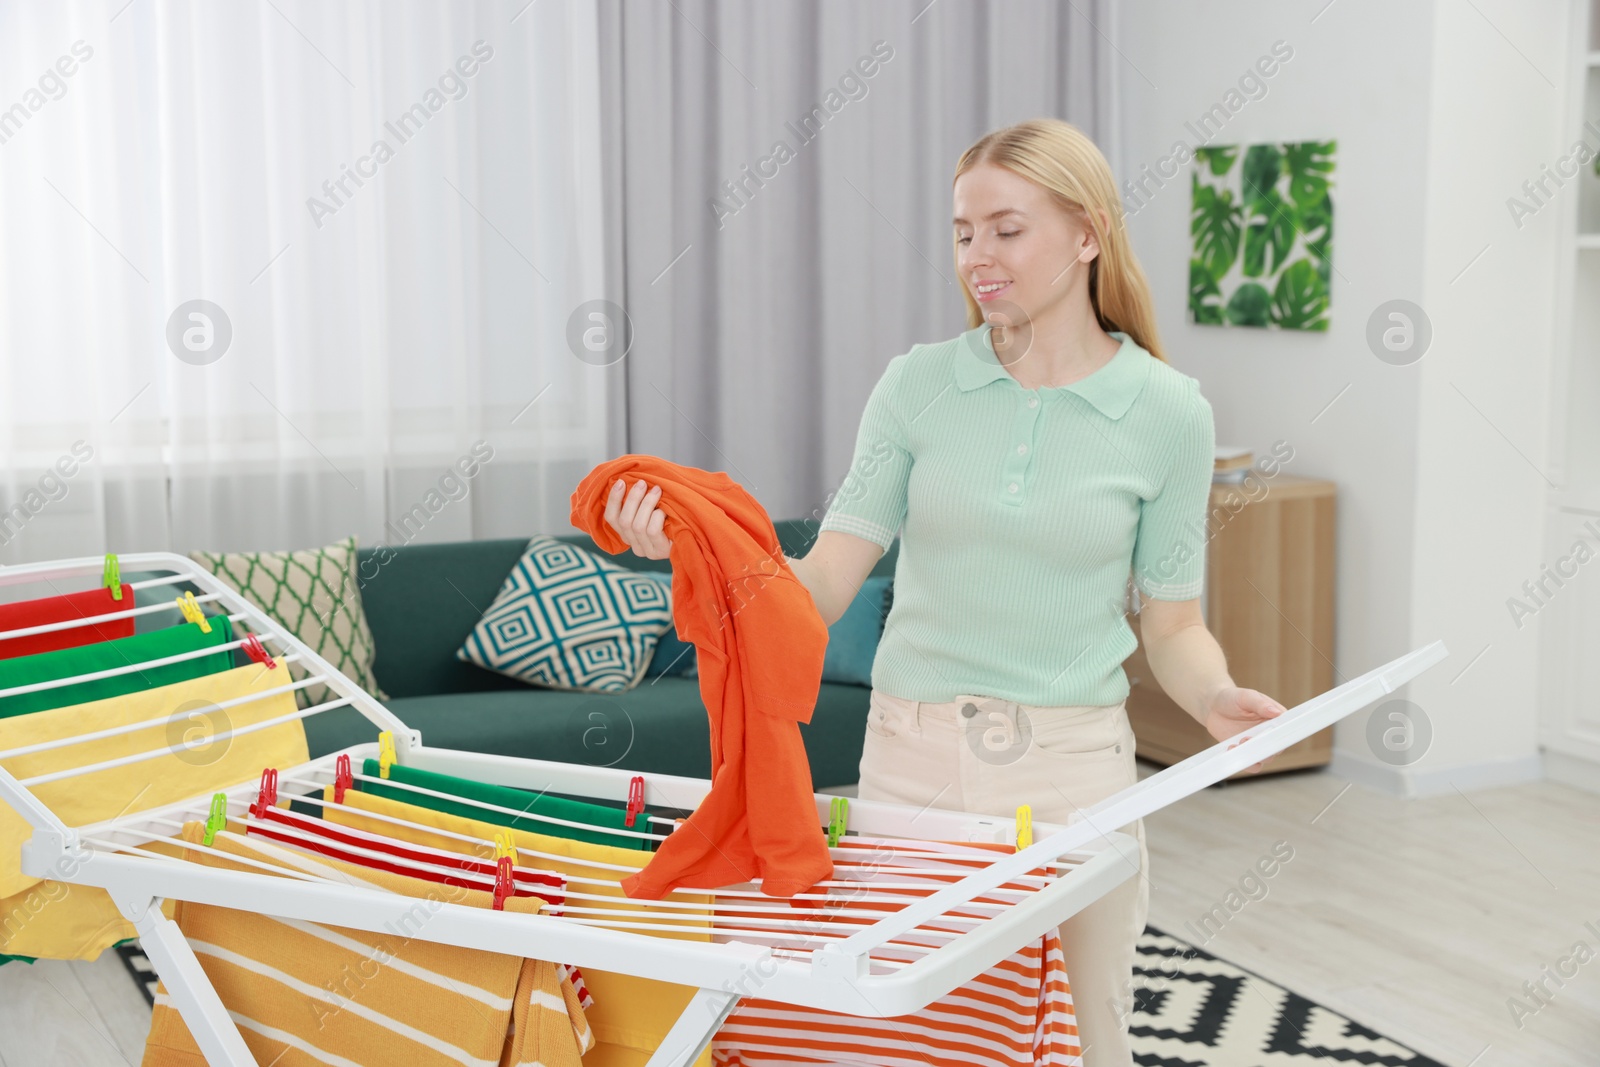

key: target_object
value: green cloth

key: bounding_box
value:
[818,323,1215,707]
[358,758,645,850]
[0,617,236,719]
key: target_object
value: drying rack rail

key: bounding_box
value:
[0,552,1450,1067]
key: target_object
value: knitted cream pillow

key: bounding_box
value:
[189,535,385,709]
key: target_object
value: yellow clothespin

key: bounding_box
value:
[1015,805,1032,851]
[175,591,212,633]
[377,731,396,779]
[494,830,516,862]
[102,554,122,600]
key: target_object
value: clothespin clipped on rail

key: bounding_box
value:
[102,554,122,600]
[241,633,277,669]
[248,768,278,819]
[493,830,516,863]
[175,591,212,633]
[492,855,514,911]
[203,793,228,847]
[625,775,645,828]
[1015,805,1032,851]
[827,796,849,847]
[333,754,352,804]
[377,731,396,779]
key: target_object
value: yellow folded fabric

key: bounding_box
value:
[325,787,714,1067]
[142,819,588,1067]
[0,841,180,961]
[0,663,308,960]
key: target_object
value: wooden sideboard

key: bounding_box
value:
[1124,473,1336,776]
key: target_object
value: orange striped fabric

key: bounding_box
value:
[710,837,1080,1067]
[140,820,592,1067]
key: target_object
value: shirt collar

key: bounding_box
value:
[953,323,1152,420]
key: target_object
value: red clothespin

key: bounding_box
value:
[241,633,277,669]
[492,855,514,911]
[333,754,352,804]
[625,775,645,827]
[250,768,278,819]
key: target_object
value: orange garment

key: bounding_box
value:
[571,456,832,899]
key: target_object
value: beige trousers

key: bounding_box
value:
[856,688,1149,1067]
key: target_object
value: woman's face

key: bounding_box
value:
[952,162,1097,325]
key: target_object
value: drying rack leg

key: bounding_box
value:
[645,988,738,1067]
[124,895,257,1066]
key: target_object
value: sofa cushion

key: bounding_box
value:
[354,522,897,701]
[189,536,386,709]
[635,572,697,678]
[303,678,873,789]
[455,536,673,693]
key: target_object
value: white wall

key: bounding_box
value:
[1117,0,1567,794]
[1408,0,1570,791]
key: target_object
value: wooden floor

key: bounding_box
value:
[3,760,1595,1066]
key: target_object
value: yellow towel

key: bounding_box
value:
[0,663,309,960]
[325,787,715,1067]
[141,819,589,1067]
[505,958,595,1066]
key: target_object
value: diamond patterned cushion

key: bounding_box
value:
[189,536,386,710]
[455,535,674,693]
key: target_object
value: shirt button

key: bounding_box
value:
[1007,482,1019,493]
[1016,443,1028,455]
[1027,396,1039,409]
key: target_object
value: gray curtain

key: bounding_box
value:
[595,0,1117,524]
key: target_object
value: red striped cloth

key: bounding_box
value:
[244,802,594,1009]
[711,837,1079,1066]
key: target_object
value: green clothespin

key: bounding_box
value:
[203,792,227,846]
[102,554,121,600]
[827,796,848,847]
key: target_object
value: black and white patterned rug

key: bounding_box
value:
[1133,926,1447,1065]
[117,928,1448,1065]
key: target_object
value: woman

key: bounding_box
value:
[604,118,1286,1067]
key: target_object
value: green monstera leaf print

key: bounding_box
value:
[1194,145,1238,176]
[1242,187,1296,278]
[1226,283,1271,327]
[1191,183,1242,282]
[1299,192,1333,278]
[1269,259,1329,331]
[1188,138,1334,331]
[1283,141,1336,207]
[1240,144,1283,211]
[1189,259,1225,324]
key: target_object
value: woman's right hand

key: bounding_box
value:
[603,478,672,559]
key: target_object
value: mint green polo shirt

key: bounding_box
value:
[818,323,1214,707]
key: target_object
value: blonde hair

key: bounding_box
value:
[953,119,1167,363]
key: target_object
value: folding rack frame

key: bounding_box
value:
[0,552,1449,1066]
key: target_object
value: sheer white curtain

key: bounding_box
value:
[0,0,614,562]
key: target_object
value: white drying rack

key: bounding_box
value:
[0,552,1449,1067]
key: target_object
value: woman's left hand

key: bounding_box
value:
[1203,686,1288,774]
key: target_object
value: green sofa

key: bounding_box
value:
[292,520,896,790]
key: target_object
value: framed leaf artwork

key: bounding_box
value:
[1188,140,1334,331]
